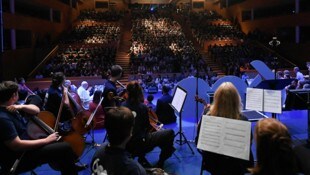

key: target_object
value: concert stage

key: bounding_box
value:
[20,91,310,175]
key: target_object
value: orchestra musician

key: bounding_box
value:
[122,81,175,169]
[44,72,75,132]
[91,106,146,175]
[196,82,254,175]
[0,81,80,175]
[102,65,124,109]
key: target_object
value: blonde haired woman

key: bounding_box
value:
[198,82,254,175]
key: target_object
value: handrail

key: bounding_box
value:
[27,45,59,78]
[253,40,297,67]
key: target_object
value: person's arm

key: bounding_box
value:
[6,104,40,115]
[4,133,59,152]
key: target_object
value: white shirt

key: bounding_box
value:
[296,71,305,81]
[77,86,93,110]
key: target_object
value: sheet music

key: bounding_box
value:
[171,87,187,113]
[197,115,251,160]
[263,89,282,114]
[246,88,263,111]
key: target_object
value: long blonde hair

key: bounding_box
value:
[208,82,242,119]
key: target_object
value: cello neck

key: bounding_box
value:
[29,115,55,134]
[54,95,65,131]
[67,91,83,113]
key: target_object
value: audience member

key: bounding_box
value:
[284,70,292,79]
[294,67,305,81]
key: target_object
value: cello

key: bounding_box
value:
[67,91,92,135]
[147,107,164,132]
[27,92,85,157]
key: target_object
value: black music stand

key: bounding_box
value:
[256,79,293,90]
[256,79,293,118]
[171,86,194,154]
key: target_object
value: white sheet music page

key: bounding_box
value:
[171,87,186,113]
[263,89,282,114]
[246,88,263,111]
[197,115,251,160]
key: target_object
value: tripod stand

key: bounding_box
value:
[175,111,195,154]
[85,124,101,147]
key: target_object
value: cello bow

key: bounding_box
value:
[85,96,104,128]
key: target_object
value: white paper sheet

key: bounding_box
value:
[171,87,187,113]
[245,88,282,114]
[246,88,263,111]
[197,115,251,160]
[263,89,282,114]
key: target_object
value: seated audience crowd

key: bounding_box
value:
[129,9,212,79]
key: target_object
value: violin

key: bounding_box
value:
[195,96,211,115]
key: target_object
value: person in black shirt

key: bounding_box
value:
[0,81,78,175]
[122,81,175,168]
[45,72,73,122]
[102,65,124,109]
[156,85,176,124]
[91,106,146,175]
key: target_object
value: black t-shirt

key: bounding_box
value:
[102,80,118,108]
[0,107,27,171]
[122,101,151,142]
[45,86,72,121]
[91,144,146,175]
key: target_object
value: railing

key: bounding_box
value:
[254,40,296,68]
[27,45,59,78]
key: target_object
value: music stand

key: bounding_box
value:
[255,79,293,118]
[171,86,194,154]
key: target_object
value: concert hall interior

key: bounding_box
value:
[1,0,310,175]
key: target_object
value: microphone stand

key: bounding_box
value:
[269,36,280,119]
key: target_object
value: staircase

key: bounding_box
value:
[115,13,132,86]
[173,14,225,77]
